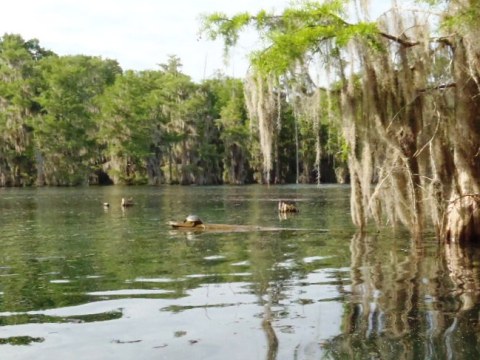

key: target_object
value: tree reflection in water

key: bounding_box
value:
[262,294,279,360]
[249,235,281,360]
[323,233,480,359]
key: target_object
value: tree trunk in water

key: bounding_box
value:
[340,7,480,242]
[444,36,480,243]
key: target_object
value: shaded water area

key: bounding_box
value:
[0,185,479,359]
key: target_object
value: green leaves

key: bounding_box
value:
[0,34,47,185]
[32,55,121,185]
[201,11,252,48]
[201,0,380,75]
[0,25,350,186]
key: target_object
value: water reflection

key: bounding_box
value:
[324,233,480,360]
[445,243,480,311]
[1,186,480,359]
[249,234,281,360]
[0,336,44,345]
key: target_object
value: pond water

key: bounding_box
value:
[0,185,479,359]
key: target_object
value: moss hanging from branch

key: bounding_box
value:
[244,71,278,184]
[202,0,480,243]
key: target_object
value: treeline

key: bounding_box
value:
[0,33,347,186]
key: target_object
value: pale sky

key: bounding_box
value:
[0,1,403,83]
[0,0,292,82]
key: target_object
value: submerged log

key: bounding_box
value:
[168,220,327,233]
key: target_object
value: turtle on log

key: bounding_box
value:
[183,214,203,227]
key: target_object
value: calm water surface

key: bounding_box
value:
[0,185,479,359]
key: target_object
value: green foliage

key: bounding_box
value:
[33,55,121,185]
[201,0,380,75]
[201,12,253,50]
[0,34,50,185]
[205,76,251,183]
[0,31,349,186]
[97,70,155,155]
[441,2,480,34]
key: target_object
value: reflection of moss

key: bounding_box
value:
[0,336,44,345]
[0,310,123,326]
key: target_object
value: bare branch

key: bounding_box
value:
[379,31,420,47]
[417,82,456,93]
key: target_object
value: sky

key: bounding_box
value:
[0,0,293,82]
[0,1,401,83]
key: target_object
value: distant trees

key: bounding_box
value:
[34,55,122,185]
[0,33,346,186]
[0,34,47,186]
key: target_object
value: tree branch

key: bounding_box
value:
[379,32,419,47]
[417,82,456,93]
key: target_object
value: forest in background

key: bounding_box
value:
[0,33,347,187]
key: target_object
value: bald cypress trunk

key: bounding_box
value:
[443,36,480,242]
[203,0,480,242]
[338,4,480,242]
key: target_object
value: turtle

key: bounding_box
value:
[183,214,203,227]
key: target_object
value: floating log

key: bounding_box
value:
[168,220,326,233]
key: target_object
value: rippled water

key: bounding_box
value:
[0,185,479,359]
